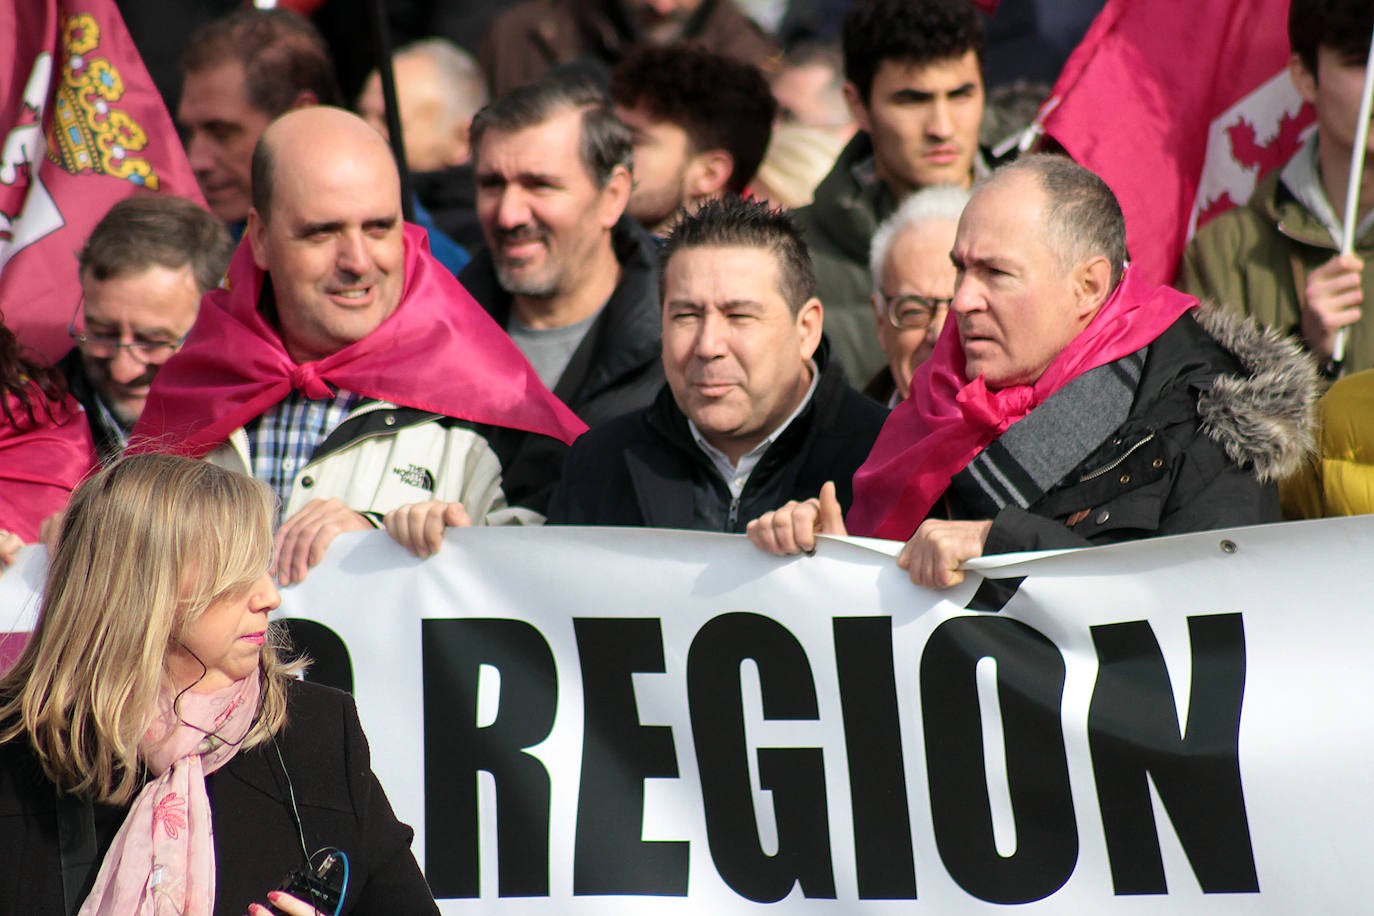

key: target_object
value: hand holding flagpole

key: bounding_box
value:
[1329,22,1374,366]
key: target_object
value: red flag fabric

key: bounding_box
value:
[132,223,588,457]
[0,386,96,542]
[0,0,204,362]
[1040,0,1313,286]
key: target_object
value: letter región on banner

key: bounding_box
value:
[2,520,1372,912]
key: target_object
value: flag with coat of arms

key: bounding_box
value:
[0,0,203,362]
[1038,0,1314,286]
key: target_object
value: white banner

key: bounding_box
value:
[3,520,1373,912]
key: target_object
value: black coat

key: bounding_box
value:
[459,214,664,430]
[460,215,664,514]
[0,680,436,916]
[960,310,1302,555]
[547,352,888,532]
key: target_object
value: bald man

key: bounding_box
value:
[134,107,584,584]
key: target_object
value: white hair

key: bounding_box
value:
[399,37,489,127]
[868,184,971,299]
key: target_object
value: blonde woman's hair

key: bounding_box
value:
[0,454,304,804]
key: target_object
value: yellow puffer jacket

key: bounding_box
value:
[1282,369,1374,517]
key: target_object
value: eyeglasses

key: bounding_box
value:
[873,292,952,331]
[67,298,190,364]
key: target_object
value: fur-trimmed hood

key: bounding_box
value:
[1193,302,1321,483]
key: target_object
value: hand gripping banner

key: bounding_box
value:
[2,520,1371,912]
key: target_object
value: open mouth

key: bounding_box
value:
[326,285,375,306]
[499,238,546,262]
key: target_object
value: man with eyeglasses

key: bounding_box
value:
[59,196,233,464]
[546,197,887,530]
[864,185,967,406]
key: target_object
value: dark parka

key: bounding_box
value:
[460,214,664,430]
[791,132,896,385]
[547,349,888,531]
[957,306,1320,556]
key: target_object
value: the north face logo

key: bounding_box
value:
[392,464,435,491]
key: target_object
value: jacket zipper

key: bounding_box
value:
[1078,432,1156,483]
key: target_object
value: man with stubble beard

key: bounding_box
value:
[459,79,665,429]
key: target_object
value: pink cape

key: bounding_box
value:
[132,224,586,456]
[847,268,1198,541]
[0,387,96,542]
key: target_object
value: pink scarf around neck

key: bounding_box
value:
[847,268,1198,541]
[79,670,262,916]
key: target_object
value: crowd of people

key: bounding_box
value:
[0,0,1369,911]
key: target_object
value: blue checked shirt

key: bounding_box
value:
[247,388,362,523]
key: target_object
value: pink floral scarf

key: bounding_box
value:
[78,670,262,916]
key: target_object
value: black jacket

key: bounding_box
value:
[460,214,664,429]
[547,350,888,531]
[56,348,123,466]
[959,307,1318,555]
[0,680,436,916]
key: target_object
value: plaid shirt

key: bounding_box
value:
[247,388,362,522]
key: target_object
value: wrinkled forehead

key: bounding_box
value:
[664,244,791,307]
[958,174,1044,238]
[476,110,584,167]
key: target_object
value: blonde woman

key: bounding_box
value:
[0,455,436,915]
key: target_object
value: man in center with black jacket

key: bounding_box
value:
[548,197,888,531]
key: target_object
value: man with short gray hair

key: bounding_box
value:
[358,38,488,174]
[357,38,489,254]
[751,155,1320,593]
[864,184,968,405]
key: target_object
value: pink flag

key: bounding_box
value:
[0,0,204,362]
[1040,0,1313,286]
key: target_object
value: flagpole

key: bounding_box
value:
[1328,22,1374,365]
[365,0,415,222]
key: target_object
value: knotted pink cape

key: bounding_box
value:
[133,224,585,456]
[847,268,1197,541]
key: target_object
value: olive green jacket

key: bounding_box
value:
[791,133,895,384]
[1178,165,1374,375]
[792,134,991,384]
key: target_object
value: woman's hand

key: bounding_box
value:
[248,890,323,915]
